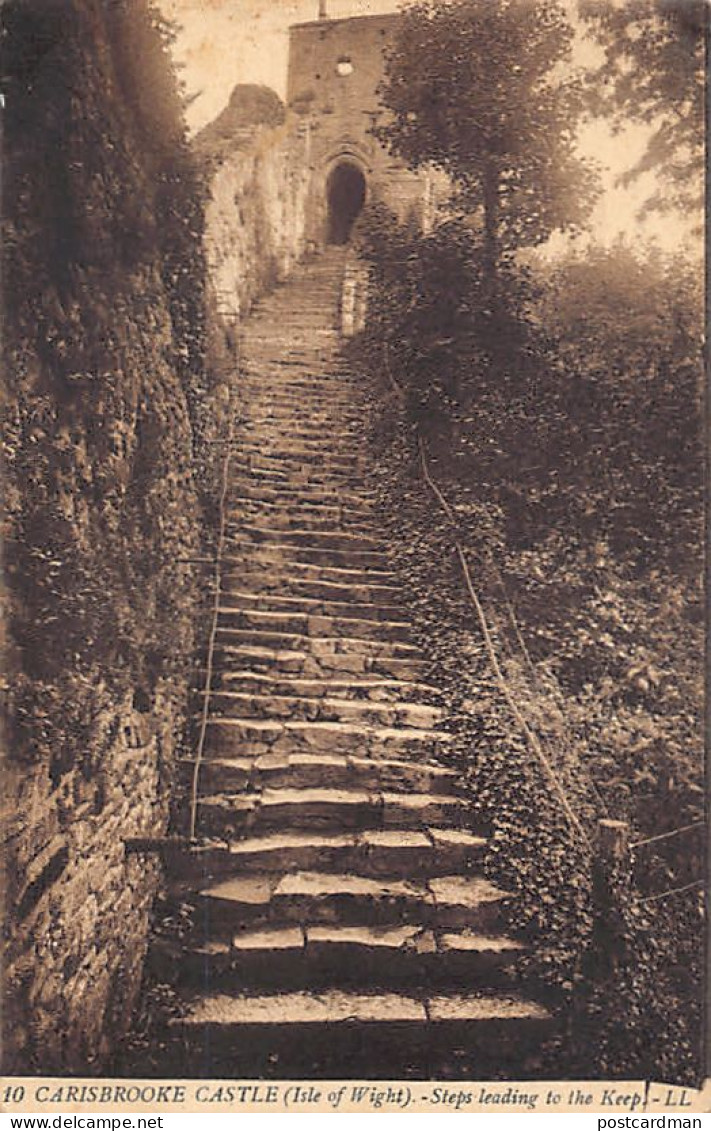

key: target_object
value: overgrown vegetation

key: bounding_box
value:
[2,0,228,782]
[351,0,704,1084]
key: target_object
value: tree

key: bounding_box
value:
[376,0,598,283]
[579,0,706,219]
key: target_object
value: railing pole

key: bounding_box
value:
[591,818,630,977]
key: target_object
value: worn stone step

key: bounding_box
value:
[211,671,439,704]
[169,989,552,1076]
[231,458,368,485]
[203,690,441,730]
[219,591,405,625]
[236,401,360,422]
[226,493,377,519]
[238,424,358,440]
[227,458,363,483]
[237,420,363,440]
[236,396,356,412]
[220,561,399,597]
[222,538,386,571]
[226,499,373,524]
[200,716,450,760]
[183,749,455,794]
[167,828,487,883]
[212,642,429,680]
[214,626,418,659]
[235,429,363,447]
[230,473,370,496]
[226,506,373,535]
[195,787,467,838]
[239,387,359,403]
[216,608,412,645]
[196,871,507,934]
[233,447,366,469]
[231,436,365,454]
[238,369,351,382]
[225,526,384,554]
[227,483,375,510]
[152,925,524,991]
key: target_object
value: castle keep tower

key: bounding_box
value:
[287,10,433,246]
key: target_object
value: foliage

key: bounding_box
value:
[376,0,599,276]
[2,0,220,776]
[352,206,704,1082]
[355,204,540,427]
[579,0,705,218]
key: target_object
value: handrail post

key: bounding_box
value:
[591,818,630,977]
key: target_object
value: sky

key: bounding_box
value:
[158,0,698,253]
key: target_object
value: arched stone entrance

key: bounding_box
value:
[326,161,366,245]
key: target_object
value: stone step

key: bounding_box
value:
[210,670,441,704]
[239,366,355,379]
[239,354,350,370]
[228,468,368,489]
[237,369,355,384]
[151,925,524,991]
[212,642,429,680]
[238,419,364,437]
[220,559,397,594]
[244,327,339,341]
[227,506,373,534]
[195,871,508,934]
[235,415,362,432]
[236,397,360,418]
[226,493,377,521]
[236,439,363,458]
[166,827,487,883]
[224,525,385,555]
[202,690,441,729]
[215,608,412,645]
[195,787,467,838]
[200,716,450,760]
[230,469,370,493]
[231,458,367,481]
[169,990,552,1077]
[236,379,352,397]
[219,591,405,625]
[229,464,368,489]
[227,458,365,484]
[237,411,362,432]
[228,484,374,510]
[231,453,368,478]
[223,538,386,569]
[234,443,366,466]
[227,485,370,508]
[183,749,456,794]
[214,626,418,660]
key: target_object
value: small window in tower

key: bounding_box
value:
[336,56,354,76]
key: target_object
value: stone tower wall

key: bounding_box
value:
[287,13,432,242]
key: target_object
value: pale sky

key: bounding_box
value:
[159,0,699,253]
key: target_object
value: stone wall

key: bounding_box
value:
[287,13,435,242]
[2,699,171,1072]
[2,0,217,1073]
[195,86,314,322]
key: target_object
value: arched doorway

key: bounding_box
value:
[326,161,366,245]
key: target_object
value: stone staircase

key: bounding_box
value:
[152,248,552,1077]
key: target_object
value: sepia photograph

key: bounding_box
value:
[1,0,706,1098]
